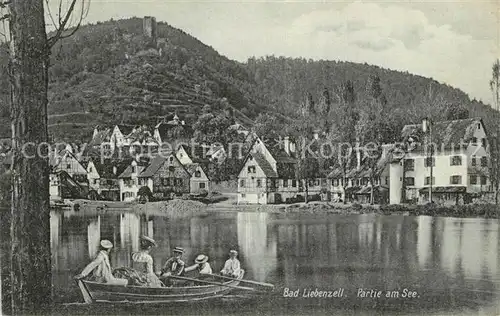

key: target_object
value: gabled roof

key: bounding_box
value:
[401,117,484,149]
[116,124,136,136]
[91,158,132,179]
[251,151,278,178]
[90,128,112,146]
[261,137,297,163]
[179,144,208,163]
[138,154,190,178]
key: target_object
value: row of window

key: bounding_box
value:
[161,178,184,186]
[331,177,389,187]
[404,156,488,169]
[404,175,487,186]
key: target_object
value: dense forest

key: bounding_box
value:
[0,17,498,144]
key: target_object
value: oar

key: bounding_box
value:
[208,274,274,290]
[166,275,263,292]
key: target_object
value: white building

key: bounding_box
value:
[389,117,490,205]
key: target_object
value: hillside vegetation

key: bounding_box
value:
[0,17,498,143]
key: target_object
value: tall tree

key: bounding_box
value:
[329,80,358,204]
[3,0,88,313]
[489,59,500,204]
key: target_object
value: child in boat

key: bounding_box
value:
[74,240,128,286]
[113,236,164,287]
[220,250,241,278]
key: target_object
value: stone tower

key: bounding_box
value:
[143,16,157,44]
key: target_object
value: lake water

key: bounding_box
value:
[49,207,500,315]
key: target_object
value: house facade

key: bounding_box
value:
[87,158,129,201]
[118,159,147,202]
[237,137,298,204]
[186,163,210,194]
[389,117,491,205]
[138,153,191,199]
[49,170,84,200]
[328,144,392,204]
[50,147,89,189]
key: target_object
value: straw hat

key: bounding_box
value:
[141,235,157,247]
[173,247,184,254]
[100,240,113,249]
[195,254,208,264]
[229,250,238,255]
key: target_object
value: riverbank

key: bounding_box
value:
[62,198,500,219]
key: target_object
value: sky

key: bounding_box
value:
[47,0,500,106]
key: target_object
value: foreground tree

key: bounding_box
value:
[489,59,500,204]
[3,0,88,313]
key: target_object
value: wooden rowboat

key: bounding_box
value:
[76,270,245,304]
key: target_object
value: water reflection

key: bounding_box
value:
[50,209,500,313]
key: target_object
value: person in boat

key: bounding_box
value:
[184,254,212,277]
[160,247,185,277]
[74,240,128,286]
[220,249,241,278]
[113,236,164,287]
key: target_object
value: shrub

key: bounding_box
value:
[352,203,363,210]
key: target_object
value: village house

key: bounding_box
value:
[328,144,393,204]
[50,146,89,189]
[237,136,299,204]
[389,117,491,205]
[49,170,85,201]
[86,158,131,201]
[118,159,149,202]
[153,114,193,144]
[138,153,192,199]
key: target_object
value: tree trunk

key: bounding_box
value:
[304,179,309,203]
[370,176,375,205]
[8,0,52,313]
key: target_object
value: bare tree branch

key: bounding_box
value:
[47,0,89,48]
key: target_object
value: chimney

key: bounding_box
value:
[284,136,290,155]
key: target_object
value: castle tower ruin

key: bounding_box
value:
[143,16,157,44]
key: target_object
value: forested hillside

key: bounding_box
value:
[0,17,498,143]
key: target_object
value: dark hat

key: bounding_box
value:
[195,254,208,264]
[173,247,184,254]
[141,236,157,247]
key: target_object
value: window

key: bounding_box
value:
[332,179,338,186]
[107,180,113,185]
[450,175,462,185]
[481,157,487,167]
[470,175,477,185]
[404,177,415,186]
[481,138,487,147]
[314,179,320,186]
[240,179,245,187]
[176,178,183,186]
[131,166,136,173]
[241,193,246,198]
[424,177,435,185]
[471,157,477,166]
[424,157,435,167]
[481,176,487,185]
[247,166,256,173]
[385,177,389,185]
[195,171,201,178]
[93,179,98,185]
[283,179,288,187]
[404,159,415,171]
[478,123,481,129]
[257,180,262,187]
[162,178,168,186]
[472,137,478,144]
[199,182,205,189]
[292,180,297,187]
[66,163,71,169]
[169,156,174,163]
[89,167,93,172]
[450,156,462,166]
[168,166,175,172]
